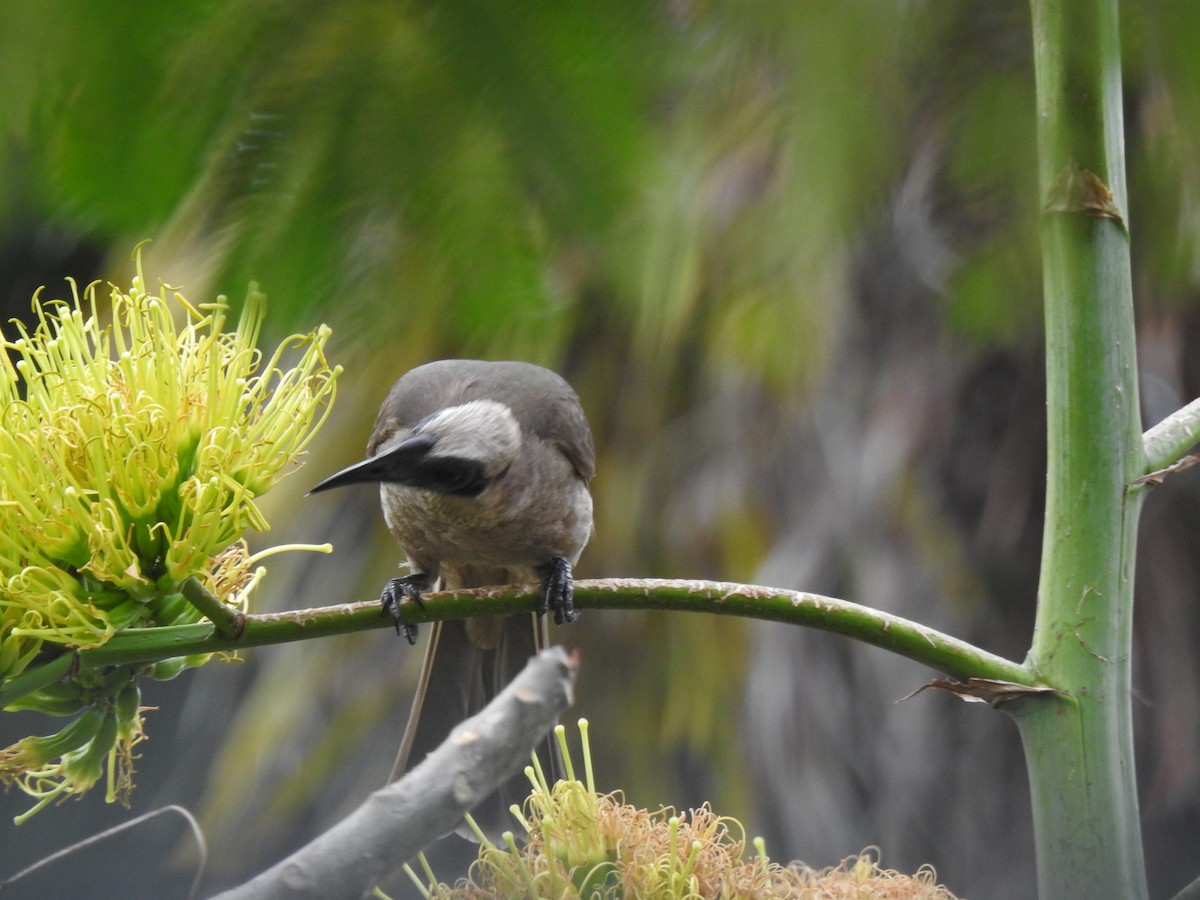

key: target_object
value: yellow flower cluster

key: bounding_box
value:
[0,262,337,671]
[412,720,960,899]
[0,255,339,819]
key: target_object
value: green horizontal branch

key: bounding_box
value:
[1143,395,1200,473]
[574,579,1033,683]
[1,577,1036,709]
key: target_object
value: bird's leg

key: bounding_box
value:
[381,573,430,645]
[536,556,577,625]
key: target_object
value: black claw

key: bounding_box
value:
[536,557,577,626]
[382,574,429,645]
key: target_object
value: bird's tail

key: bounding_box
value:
[389,611,559,840]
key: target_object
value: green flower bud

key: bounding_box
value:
[2,681,87,716]
[0,706,108,779]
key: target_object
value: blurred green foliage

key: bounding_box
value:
[3,2,1199,353]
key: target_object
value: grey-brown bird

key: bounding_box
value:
[310,359,594,834]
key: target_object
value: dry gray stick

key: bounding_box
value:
[211,646,577,900]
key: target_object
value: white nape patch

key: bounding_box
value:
[419,399,521,474]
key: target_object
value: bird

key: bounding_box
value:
[309,359,595,835]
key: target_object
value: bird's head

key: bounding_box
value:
[309,399,520,498]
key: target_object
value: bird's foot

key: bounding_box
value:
[536,557,577,626]
[381,574,429,645]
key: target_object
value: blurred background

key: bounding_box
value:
[1,2,1199,897]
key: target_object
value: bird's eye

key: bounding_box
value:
[421,457,487,496]
[432,463,469,488]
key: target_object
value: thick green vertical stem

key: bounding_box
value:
[1019,1,1148,898]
